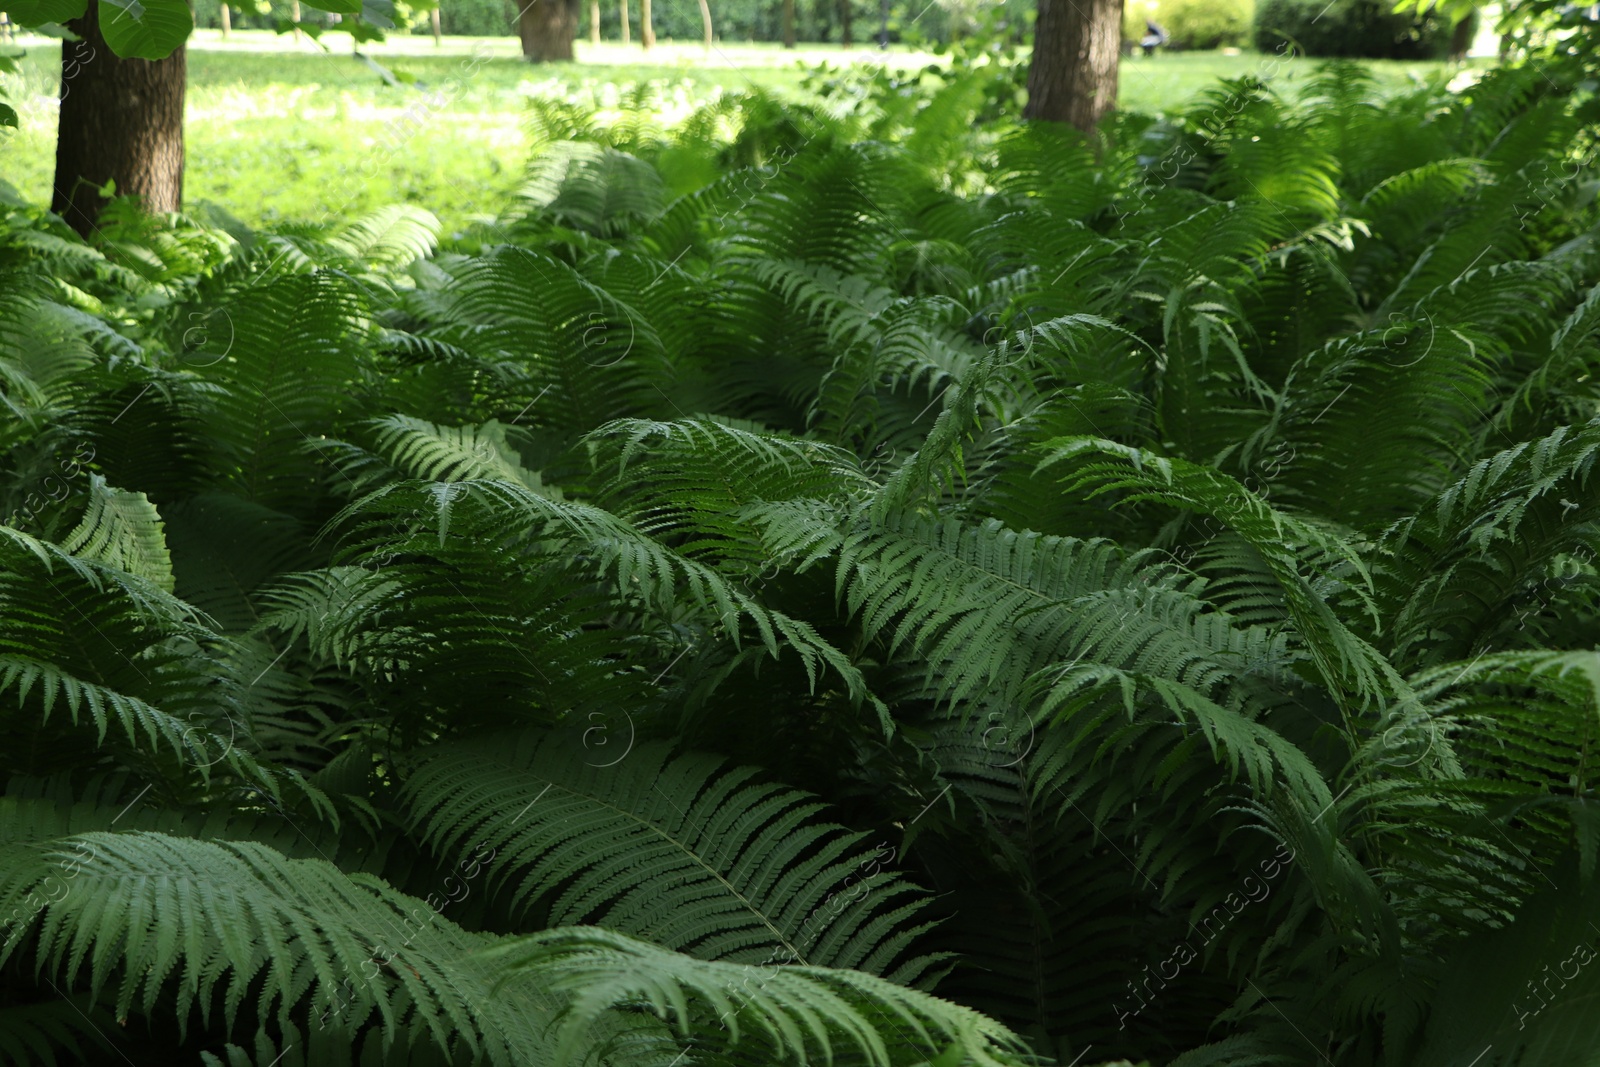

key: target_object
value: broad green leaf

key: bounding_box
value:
[297,0,362,17]
[96,0,192,59]
[3,0,87,24]
[361,0,395,27]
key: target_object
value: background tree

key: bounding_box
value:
[1024,0,1122,130]
[699,0,714,46]
[641,0,655,47]
[520,0,580,58]
[49,3,187,234]
[783,0,796,45]
[8,0,384,235]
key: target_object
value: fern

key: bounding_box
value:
[401,731,941,981]
[485,926,1033,1067]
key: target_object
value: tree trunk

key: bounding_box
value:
[431,5,442,44]
[839,0,850,48]
[877,0,887,48]
[219,2,230,36]
[1023,0,1121,132]
[590,0,601,43]
[292,0,302,40]
[1447,12,1473,62]
[520,0,579,60]
[698,0,713,47]
[52,6,186,236]
[782,0,795,46]
[620,0,629,44]
[640,0,654,47]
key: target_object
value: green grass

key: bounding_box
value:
[0,30,1478,233]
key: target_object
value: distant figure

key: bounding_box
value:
[1141,18,1168,55]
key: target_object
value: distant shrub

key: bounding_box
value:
[432,0,516,34]
[1252,0,1451,57]
[1125,0,1254,50]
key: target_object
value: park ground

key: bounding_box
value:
[0,31,1488,233]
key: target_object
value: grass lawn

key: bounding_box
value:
[0,31,1483,234]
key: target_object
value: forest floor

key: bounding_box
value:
[0,31,1484,232]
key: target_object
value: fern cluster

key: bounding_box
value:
[3,58,1600,1067]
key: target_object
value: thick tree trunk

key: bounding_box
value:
[52,6,186,236]
[1023,0,1121,132]
[640,0,654,47]
[839,0,850,48]
[219,2,230,36]
[1447,13,1473,62]
[431,5,442,44]
[620,0,629,44]
[781,0,795,46]
[590,0,601,43]
[519,0,579,60]
[698,0,713,47]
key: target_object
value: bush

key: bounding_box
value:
[1252,0,1451,57]
[1125,0,1254,50]
[435,0,517,35]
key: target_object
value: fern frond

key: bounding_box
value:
[484,926,1033,1067]
[402,732,940,979]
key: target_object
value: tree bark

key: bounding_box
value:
[292,0,302,40]
[1023,0,1122,132]
[620,0,629,44]
[219,2,230,37]
[640,0,654,47]
[52,5,186,236]
[781,0,795,46]
[431,5,442,44]
[838,0,850,48]
[590,0,601,43]
[698,0,713,48]
[520,0,579,60]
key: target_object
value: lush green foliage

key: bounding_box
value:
[5,49,1600,1067]
[0,34,1473,234]
[1126,0,1255,51]
[1253,0,1450,57]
